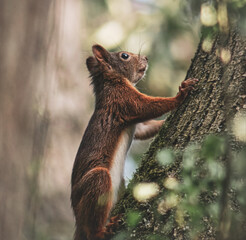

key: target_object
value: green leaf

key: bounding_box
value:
[207,161,225,181]
[126,210,142,228]
[183,144,199,170]
[156,149,174,166]
[201,135,225,160]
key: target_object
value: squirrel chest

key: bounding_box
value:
[110,125,136,205]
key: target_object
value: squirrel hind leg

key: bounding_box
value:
[87,228,112,240]
[73,167,113,240]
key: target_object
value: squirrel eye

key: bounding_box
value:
[121,53,129,60]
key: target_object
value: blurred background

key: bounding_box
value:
[0,0,245,240]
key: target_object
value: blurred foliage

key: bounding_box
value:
[123,134,246,238]
[83,0,246,97]
[127,210,142,228]
[156,148,175,166]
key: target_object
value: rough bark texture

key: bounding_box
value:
[113,30,246,239]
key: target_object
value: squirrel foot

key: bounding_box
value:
[90,228,113,240]
[105,214,123,234]
[109,214,123,224]
[91,216,123,240]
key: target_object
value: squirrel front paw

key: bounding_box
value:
[176,78,198,102]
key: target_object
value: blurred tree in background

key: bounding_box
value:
[0,0,89,239]
[0,0,245,240]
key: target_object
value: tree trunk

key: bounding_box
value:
[0,1,56,239]
[113,30,246,239]
[0,0,89,239]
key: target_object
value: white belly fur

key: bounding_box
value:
[110,125,136,205]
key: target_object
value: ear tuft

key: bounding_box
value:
[92,44,110,62]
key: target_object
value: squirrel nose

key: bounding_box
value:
[144,56,148,62]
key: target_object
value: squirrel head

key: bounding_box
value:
[86,44,148,85]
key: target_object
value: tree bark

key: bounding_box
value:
[113,30,246,239]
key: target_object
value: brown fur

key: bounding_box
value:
[71,44,198,240]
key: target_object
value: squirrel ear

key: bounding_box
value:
[92,44,110,63]
[86,56,98,73]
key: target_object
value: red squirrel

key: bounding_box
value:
[71,44,198,240]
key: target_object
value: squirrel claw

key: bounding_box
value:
[105,214,123,234]
[110,214,123,222]
[177,78,198,102]
[92,229,112,240]
[181,78,198,88]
